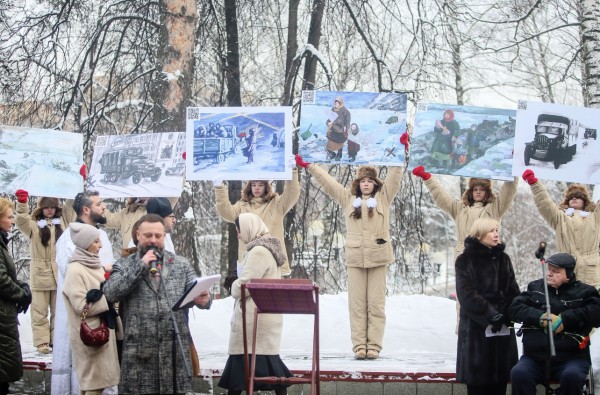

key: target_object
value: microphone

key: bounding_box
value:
[146,246,163,274]
[535,241,546,260]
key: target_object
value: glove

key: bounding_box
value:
[15,189,29,203]
[80,164,87,181]
[522,169,538,185]
[400,131,409,151]
[489,313,504,333]
[212,177,223,187]
[295,154,310,169]
[412,165,431,181]
[86,288,103,303]
[17,283,32,314]
[182,151,186,160]
[551,315,564,334]
[101,303,118,329]
[223,275,238,294]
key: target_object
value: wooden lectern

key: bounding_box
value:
[241,279,320,395]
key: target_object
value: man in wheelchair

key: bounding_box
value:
[510,253,600,394]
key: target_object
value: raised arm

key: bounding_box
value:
[278,168,301,213]
[15,201,36,239]
[381,166,403,203]
[424,175,461,219]
[492,177,518,217]
[214,184,241,223]
[307,164,349,205]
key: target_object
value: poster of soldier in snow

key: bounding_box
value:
[513,100,600,184]
[298,90,407,166]
[185,106,293,181]
[410,103,516,180]
[88,132,185,198]
[0,125,83,198]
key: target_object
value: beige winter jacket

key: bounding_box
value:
[16,201,73,290]
[530,181,600,287]
[424,176,518,259]
[229,244,283,355]
[63,260,119,391]
[214,169,300,275]
[308,165,403,268]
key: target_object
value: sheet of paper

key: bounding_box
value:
[175,274,221,309]
[485,324,510,337]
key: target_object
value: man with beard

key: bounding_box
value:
[52,190,116,395]
[103,214,211,395]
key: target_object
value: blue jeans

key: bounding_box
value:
[511,355,589,395]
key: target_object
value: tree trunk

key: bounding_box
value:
[281,0,301,106]
[302,0,326,90]
[151,0,198,267]
[579,0,600,107]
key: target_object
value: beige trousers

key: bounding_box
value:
[347,265,387,353]
[31,290,56,346]
[79,390,103,395]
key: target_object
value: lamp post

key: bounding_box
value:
[308,220,324,283]
[332,231,345,261]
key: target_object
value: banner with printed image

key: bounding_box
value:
[411,103,516,180]
[298,90,407,166]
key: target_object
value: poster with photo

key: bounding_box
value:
[0,125,83,198]
[513,100,600,184]
[88,132,185,198]
[411,103,516,180]
[185,107,292,181]
[298,90,407,166]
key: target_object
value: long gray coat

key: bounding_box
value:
[103,250,204,394]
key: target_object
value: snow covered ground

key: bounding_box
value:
[18,292,600,385]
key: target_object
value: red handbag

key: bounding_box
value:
[80,303,109,347]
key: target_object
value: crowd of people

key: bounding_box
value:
[1,136,600,394]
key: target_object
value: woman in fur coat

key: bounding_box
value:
[218,213,292,395]
[455,218,520,395]
[522,169,600,287]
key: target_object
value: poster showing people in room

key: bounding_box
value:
[512,100,600,184]
[410,103,516,180]
[0,125,83,198]
[298,90,407,165]
[88,132,185,198]
[185,106,292,181]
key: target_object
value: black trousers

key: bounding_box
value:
[511,355,589,395]
[467,382,508,395]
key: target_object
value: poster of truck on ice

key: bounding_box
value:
[513,100,600,184]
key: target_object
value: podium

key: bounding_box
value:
[241,279,320,395]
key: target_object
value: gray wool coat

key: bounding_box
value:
[103,250,208,395]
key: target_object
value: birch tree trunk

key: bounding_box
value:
[580,0,600,107]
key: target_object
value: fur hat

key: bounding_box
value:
[461,178,495,206]
[70,222,99,250]
[559,184,596,211]
[546,252,576,280]
[146,198,173,218]
[31,197,62,219]
[350,166,383,194]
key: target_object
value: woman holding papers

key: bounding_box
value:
[218,213,291,395]
[455,218,519,395]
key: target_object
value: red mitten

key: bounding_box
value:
[412,166,431,181]
[182,151,186,160]
[79,164,87,181]
[15,189,29,203]
[295,154,311,169]
[522,169,538,185]
[400,132,410,150]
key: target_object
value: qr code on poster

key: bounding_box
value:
[518,100,527,111]
[95,136,108,147]
[416,102,428,112]
[187,107,200,120]
[301,90,316,104]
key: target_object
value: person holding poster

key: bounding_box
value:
[522,169,600,287]
[14,191,74,354]
[218,213,292,395]
[214,168,300,277]
[295,153,404,360]
[430,109,460,169]
[325,96,351,161]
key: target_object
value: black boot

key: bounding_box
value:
[274,388,288,395]
[327,149,336,160]
[335,149,342,161]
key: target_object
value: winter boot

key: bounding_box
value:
[327,149,337,160]
[335,149,342,161]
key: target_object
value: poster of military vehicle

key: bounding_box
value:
[89,132,185,198]
[0,125,83,198]
[410,103,516,180]
[298,90,407,166]
[513,100,600,184]
[185,106,292,181]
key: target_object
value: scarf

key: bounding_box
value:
[71,247,102,269]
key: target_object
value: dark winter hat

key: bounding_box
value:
[70,222,99,250]
[546,253,576,279]
[146,197,173,218]
[32,197,62,219]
